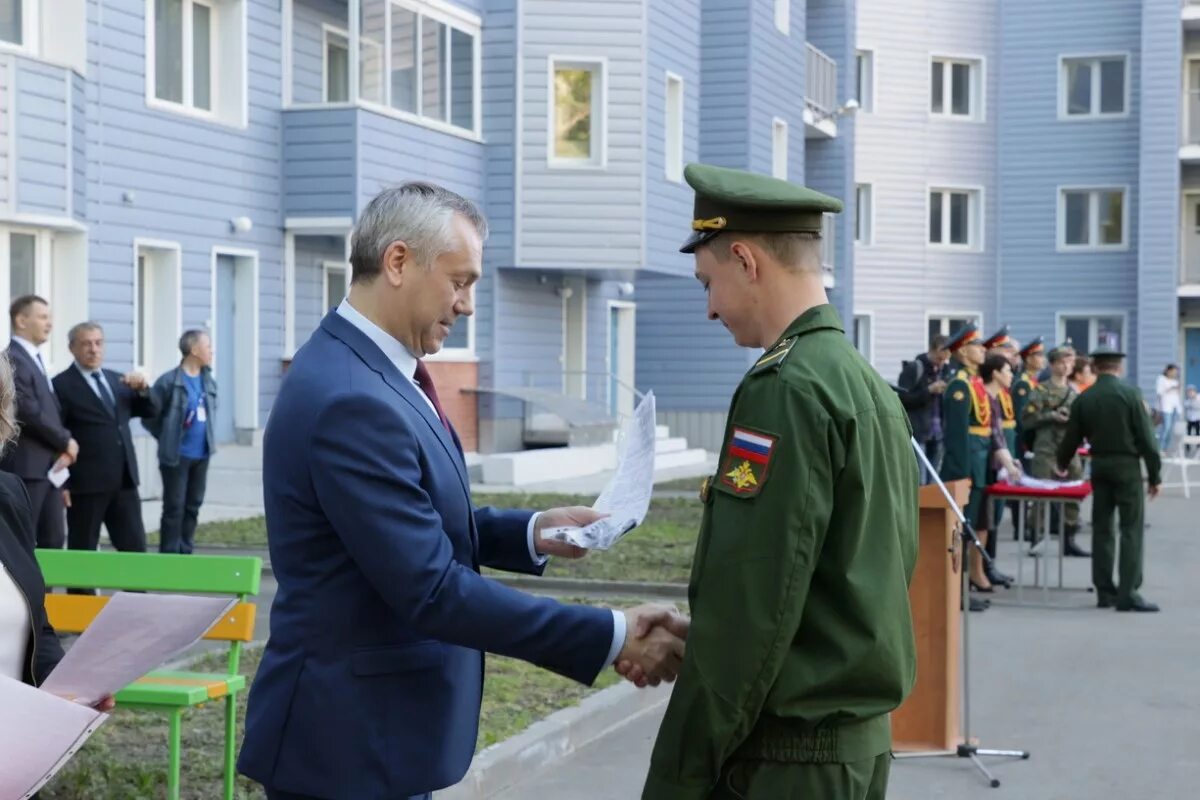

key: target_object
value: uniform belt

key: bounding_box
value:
[732,714,892,765]
[968,426,991,436]
[1001,420,1016,429]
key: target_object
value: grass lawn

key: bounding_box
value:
[42,611,634,800]
[176,493,703,585]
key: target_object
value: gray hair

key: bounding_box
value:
[179,329,209,359]
[0,354,20,456]
[349,182,488,283]
[68,321,104,347]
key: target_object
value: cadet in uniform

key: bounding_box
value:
[1013,336,1046,455]
[1023,346,1088,556]
[941,324,1009,593]
[983,327,1020,555]
[1057,347,1161,612]
[640,164,919,800]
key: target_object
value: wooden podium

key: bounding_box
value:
[892,479,969,752]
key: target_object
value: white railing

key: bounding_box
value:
[806,43,838,118]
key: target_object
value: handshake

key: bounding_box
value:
[614,604,691,689]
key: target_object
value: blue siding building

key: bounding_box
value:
[0,0,856,455]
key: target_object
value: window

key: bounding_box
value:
[774,0,789,35]
[928,314,981,343]
[1,0,22,45]
[1061,55,1127,118]
[665,73,684,183]
[148,0,245,125]
[134,241,182,377]
[853,314,873,364]
[10,233,36,298]
[855,50,874,112]
[323,262,348,310]
[855,184,873,244]
[1059,315,1124,354]
[772,118,788,180]
[550,58,605,166]
[821,212,836,271]
[931,57,981,119]
[324,27,349,103]
[1059,188,1126,249]
[928,188,980,248]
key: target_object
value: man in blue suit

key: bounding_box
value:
[239,183,687,800]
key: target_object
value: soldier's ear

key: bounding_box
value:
[728,241,759,283]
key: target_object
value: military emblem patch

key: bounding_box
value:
[953,390,965,401]
[718,427,777,497]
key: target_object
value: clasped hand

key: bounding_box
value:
[613,604,690,688]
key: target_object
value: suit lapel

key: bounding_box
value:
[74,368,115,418]
[319,312,472,497]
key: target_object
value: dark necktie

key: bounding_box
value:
[412,360,452,434]
[36,352,54,394]
[92,372,116,414]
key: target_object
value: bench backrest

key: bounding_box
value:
[36,549,263,676]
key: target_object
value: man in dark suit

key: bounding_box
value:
[0,295,77,549]
[53,322,158,557]
[238,183,687,800]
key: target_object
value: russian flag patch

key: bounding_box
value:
[719,427,778,496]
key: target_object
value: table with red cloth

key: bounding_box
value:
[987,481,1093,605]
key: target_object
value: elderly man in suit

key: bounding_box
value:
[238,182,687,800]
[0,295,77,549]
[53,322,159,559]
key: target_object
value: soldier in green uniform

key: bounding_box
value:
[1023,346,1088,556]
[638,164,919,800]
[1056,347,1161,612]
[940,324,1010,592]
[1013,336,1046,454]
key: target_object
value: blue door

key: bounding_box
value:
[1187,328,1200,391]
[215,255,237,443]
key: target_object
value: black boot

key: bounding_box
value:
[1063,524,1089,557]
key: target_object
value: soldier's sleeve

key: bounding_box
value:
[1022,386,1056,431]
[939,377,969,476]
[1013,380,1031,423]
[1056,397,1085,471]
[1130,391,1163,485]
[642,380,838,800]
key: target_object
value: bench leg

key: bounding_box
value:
[224,693,237,800]
[168,708,183,800]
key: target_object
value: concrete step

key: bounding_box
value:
[654,448,710,471]
[480,443,618,486]
[653,437,688,455]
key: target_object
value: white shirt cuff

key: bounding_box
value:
[526,513,548,566]
[605,609,627,667]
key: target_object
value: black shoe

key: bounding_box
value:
[1064,540,1090,557]
[1097,595,1117,609]
[1116,598,1160,613]
[985,567,1014,588]
[969,580,994,593]
[969,596,989,612]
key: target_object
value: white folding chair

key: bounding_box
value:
[1160,435,1200,498]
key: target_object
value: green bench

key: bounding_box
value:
[37,549,262,800]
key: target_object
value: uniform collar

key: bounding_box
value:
[768,304,844,351]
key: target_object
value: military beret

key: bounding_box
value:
[679,163,843,253]
[946,322,983,352]
[982,326,1011,350]
[1019,336,1045,358]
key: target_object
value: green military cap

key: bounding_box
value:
[679,163,844,254]
[1019,336,1045,358]
[1090,345,1126,359]
[946,322,983,352]
[1047,345,1072,363]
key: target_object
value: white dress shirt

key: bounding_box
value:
[75,362,114,405]
[334,300,627,666]
[0,564,30,681]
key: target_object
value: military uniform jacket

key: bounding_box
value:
[998,387,1017,454]
[643,306,920,800]
[1057,374,1161,484]
[939,364,991,488]
[1022,379,1080,477]
[1013,371,1038,451]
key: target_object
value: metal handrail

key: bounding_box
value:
[805,42,838,117]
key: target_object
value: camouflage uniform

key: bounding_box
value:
[1023,378,1083,528]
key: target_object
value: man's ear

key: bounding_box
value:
[729,240,759,283]
[381,241,411,287]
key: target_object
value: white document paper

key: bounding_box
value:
[40,592,237,707]
[0,675,107,799]
[998,469,1085,490]
[46,466,69,489]
[542,392,657,550]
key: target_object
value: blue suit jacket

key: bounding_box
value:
[238,311,614,799]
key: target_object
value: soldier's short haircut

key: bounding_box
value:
[178,329,209,359]
[930,334,950,352]
[349,182,488,284]
[710,231,823,273]
[68,321,104,347]
[9,295,47,326]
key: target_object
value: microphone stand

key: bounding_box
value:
[893,437,1030,788]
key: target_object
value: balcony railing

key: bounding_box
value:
[806,43,838,118]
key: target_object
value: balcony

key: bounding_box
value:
[1182,62,1200,161]
[1184,0,1200,31]
[804,43,839,139]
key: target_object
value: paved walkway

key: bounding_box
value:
[474,492,1200,800]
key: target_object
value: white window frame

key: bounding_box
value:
[0,0,36,54]
[1057,53,1130,121]
[145,0,248,128]
[322,23,350,104]
[0,0,87,73]
[774,0,789,35]
[929,54,985,121]
[1055,312,1128,354]
[927,185,984,251]
[772,117,788,180]
[425,285,477,361]
[547,56,608,170]
[321,260,348,310]
[852,311,875,366]
[820,212,836,271]
[926,311,984,342]
[1057,185,1129,252]
[132,238,184,377]
[855,183,874,245]
[855,48,874,113]
[664,71,684,183]
[0,227,51,344]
